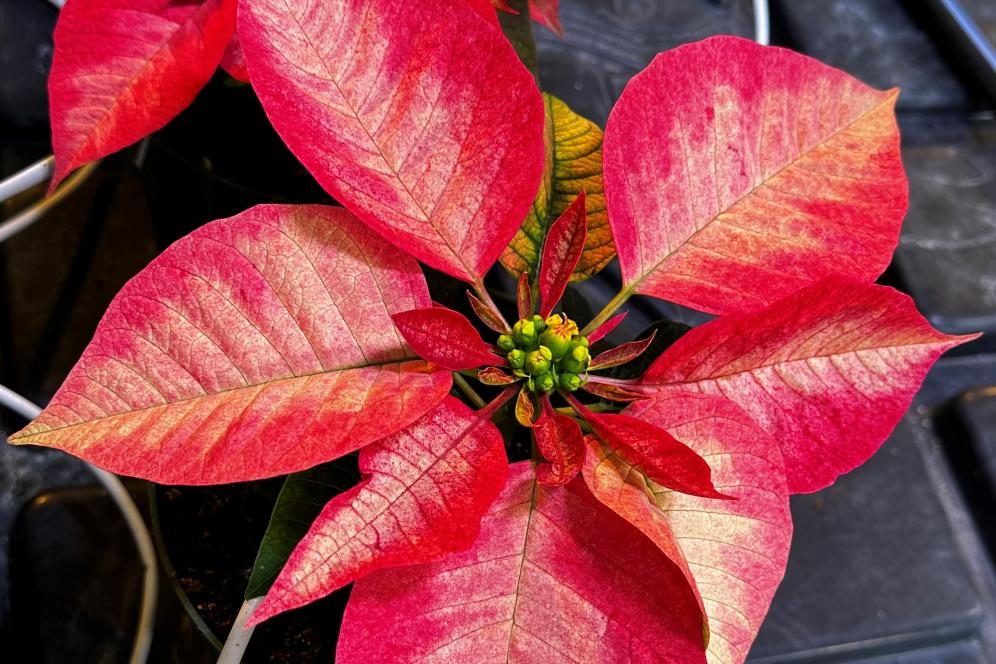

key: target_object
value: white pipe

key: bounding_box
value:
[217,597,263,664]
[0,160,100,245]
[753,0,770,45]
[0,384,157,664]
[0,156,54,204]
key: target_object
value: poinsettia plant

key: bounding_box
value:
[12,0,978,661]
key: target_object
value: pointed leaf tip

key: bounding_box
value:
[639,275,976,493]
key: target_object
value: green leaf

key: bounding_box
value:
[245,456,360,599]
[501,94,614,284]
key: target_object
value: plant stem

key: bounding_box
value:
[218,597,263,664]
[453,372,487,409]
[555,403,617,415]
[581,284,635,337]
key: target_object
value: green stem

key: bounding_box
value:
[453,372,487,409]
[581,284,635,337]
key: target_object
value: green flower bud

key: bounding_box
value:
[559,372,581,391]
[497,334,515,352]
[539,314,580,360]
[570,345,590,364]
[569,336,590,350]
[560,356,586,374]
[512,368,528,378]
[512,320,537,347]
[531,315,547,333]
[534,372,555,393]
[524,347,552,375]
[507,349,526,369]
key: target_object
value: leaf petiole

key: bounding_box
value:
[452,373,487,409]
[581,284,635,336]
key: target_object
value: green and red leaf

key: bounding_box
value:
[501,94,614,283]
[587,311,627,344]
[239,0,545,281]
[49,0,236,187]
[393,307,502,371]
[249,397,508,626]
[337,463,708,662]
[9,205,451,484]
[639,276,977,493]
[603,35,907,314]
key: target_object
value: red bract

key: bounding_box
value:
[24,12,978,663]
[636,275,977,493]
[603,37,907,314]
[239,0,545,283]
[248,396,509,626]
[48,0,236,188]
[10,205,452,483]
[338,463,709,663]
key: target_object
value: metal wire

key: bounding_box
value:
[0,384,157,664]
[753,0,770,45]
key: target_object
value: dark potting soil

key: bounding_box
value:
[154,481,349,663]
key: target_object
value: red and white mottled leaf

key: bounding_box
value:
[639,276,978,493]
[587,311,627,344]
[533,405,584,486]
[9,205,451,484]
[588,330,656,370]
[249,397,508,626]
[239,0,545,281]
[529,0,562,36]
[538,192,587,317]
[49,0,236,188]
[603,35,907,314]
[571,396,727,500]
[601,392,793,664]
[393,307,502,371]
[338,463,709,663]
[220,32,249,82]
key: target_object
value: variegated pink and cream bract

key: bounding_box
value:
[22,1,977,660]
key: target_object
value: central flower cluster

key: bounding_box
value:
[497,314,590,393]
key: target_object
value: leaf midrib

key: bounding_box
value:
[10,354,421,441]
[626,90,899,292]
